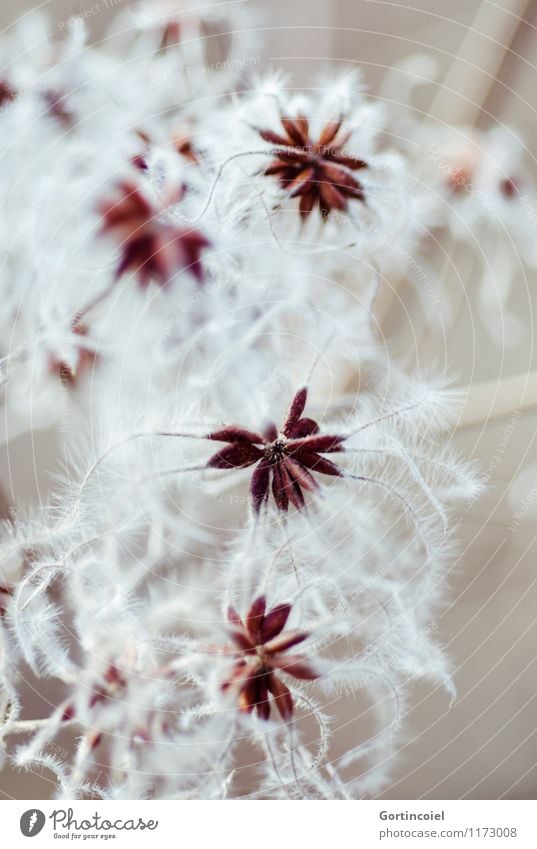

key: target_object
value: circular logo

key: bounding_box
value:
[20,809,46,837]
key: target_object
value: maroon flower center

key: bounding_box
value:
[264,436,287,464]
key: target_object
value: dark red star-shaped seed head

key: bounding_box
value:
[222,596,319,721]
[259,114,368,218]
[206,387,346,512]
[98,181,210,288]
[49,320,97,388]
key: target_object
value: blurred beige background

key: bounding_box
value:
[1,0,536,800]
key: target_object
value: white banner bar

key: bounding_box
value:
[1,800,536,848]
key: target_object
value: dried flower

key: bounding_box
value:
[160,21,182,51]
[259,114,367,217]
[49,321,96,388]
[0,584,11,618]
[222,596,319,720]
[0,80,17,108]
[42,90,74,128]
[207,387,345,512]
[0,8,488,801]
[98,181,210,287]
[499,176,519,199]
